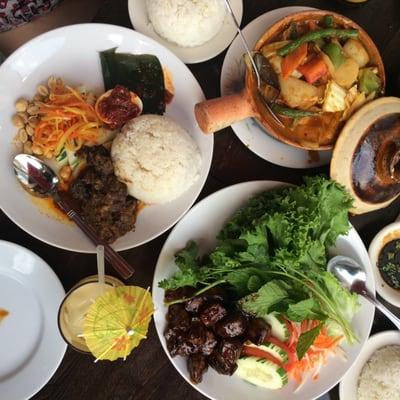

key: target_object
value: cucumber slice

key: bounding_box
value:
[66,147,80,170]
[246,343,288,364]
[236,356,288,389]
[263,313,289,342]
[55,147,68,167]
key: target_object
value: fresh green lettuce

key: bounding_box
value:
[159,176,359,342]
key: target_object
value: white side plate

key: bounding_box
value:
[0,240,66,400]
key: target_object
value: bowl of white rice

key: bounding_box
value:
[146,0,226,48]
[112,115,202,205]
[128,0,243,63]
[339,330,400,400]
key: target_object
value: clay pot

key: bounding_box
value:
[195,10,385,150]
[331,97,400,214]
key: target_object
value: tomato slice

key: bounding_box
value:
[265,335,297,365]
[242,345,284,368]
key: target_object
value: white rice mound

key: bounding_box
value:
[357,345,400,400]
[146,0,226,47]
[111,115,202,205]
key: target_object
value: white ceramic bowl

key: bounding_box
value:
[369,221,400,307]
[339,330,400,400]
[152,181,375,400]
[0,24,213,253]
[128,0,243,64]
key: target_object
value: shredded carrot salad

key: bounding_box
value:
[284,319,344,385]
[32,85,101,157]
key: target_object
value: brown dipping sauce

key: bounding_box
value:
[0,308,9,324]
[352,113,400,203]
[98,85,141,129]
[377,238,400,289]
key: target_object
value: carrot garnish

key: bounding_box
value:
[31,84,102,157]
[281,43,308,79]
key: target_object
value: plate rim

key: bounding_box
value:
[152,180,375,400]
[128,0,243,64]
[0,240,66,400]
[0,23,214,253]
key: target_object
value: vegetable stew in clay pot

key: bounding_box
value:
[195,10,385,150]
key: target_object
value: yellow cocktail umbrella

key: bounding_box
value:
[83,285,154,362]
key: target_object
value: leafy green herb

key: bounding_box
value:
[99,48,165,114]
[381,262,400,289]
[159,241,203,290]
[239,280,289,316]
[296,323,323,360]
[159,176,358,342]
[287,298,326,322]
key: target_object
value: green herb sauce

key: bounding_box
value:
[378,239,400,289]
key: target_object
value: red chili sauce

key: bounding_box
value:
[98,85,141,129]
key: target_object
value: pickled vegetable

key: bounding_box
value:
[334,58,359,88]
[358,68,381,94]
[323,42,345,68]
[343,38,370,67]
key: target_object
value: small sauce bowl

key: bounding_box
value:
[369,221,400,307]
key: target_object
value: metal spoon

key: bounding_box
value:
[328,255,400,330]
[13,154,134,280]
[223,0,283,127]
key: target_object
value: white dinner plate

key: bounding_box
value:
[0,240,66,400]
[220,7,332,169]
[0,24,213,253]
[339,330,400,400]
[152,181,375,400]
[128,0,243,64]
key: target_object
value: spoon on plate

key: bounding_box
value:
[328,255,400,330]
[13,154,134,280]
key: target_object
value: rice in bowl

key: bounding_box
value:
[357,345,400,400]
[146,0,226,47]
[111,115,202,205]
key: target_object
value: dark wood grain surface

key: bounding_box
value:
[1,0,400,399]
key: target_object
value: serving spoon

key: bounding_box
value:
[223,0,283,127]
[328,255,400,330]
[13,154,134,280]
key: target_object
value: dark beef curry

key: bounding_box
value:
[70,146,138,244]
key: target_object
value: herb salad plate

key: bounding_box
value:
[152,180,375,400]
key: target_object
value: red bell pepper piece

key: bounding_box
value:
[298,56,328,84]
[281,43,308,79]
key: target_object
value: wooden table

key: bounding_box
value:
[1,0,400,399]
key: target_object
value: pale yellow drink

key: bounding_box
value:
[58,275,123,353]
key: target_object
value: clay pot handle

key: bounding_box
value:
[194,89,257,134]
